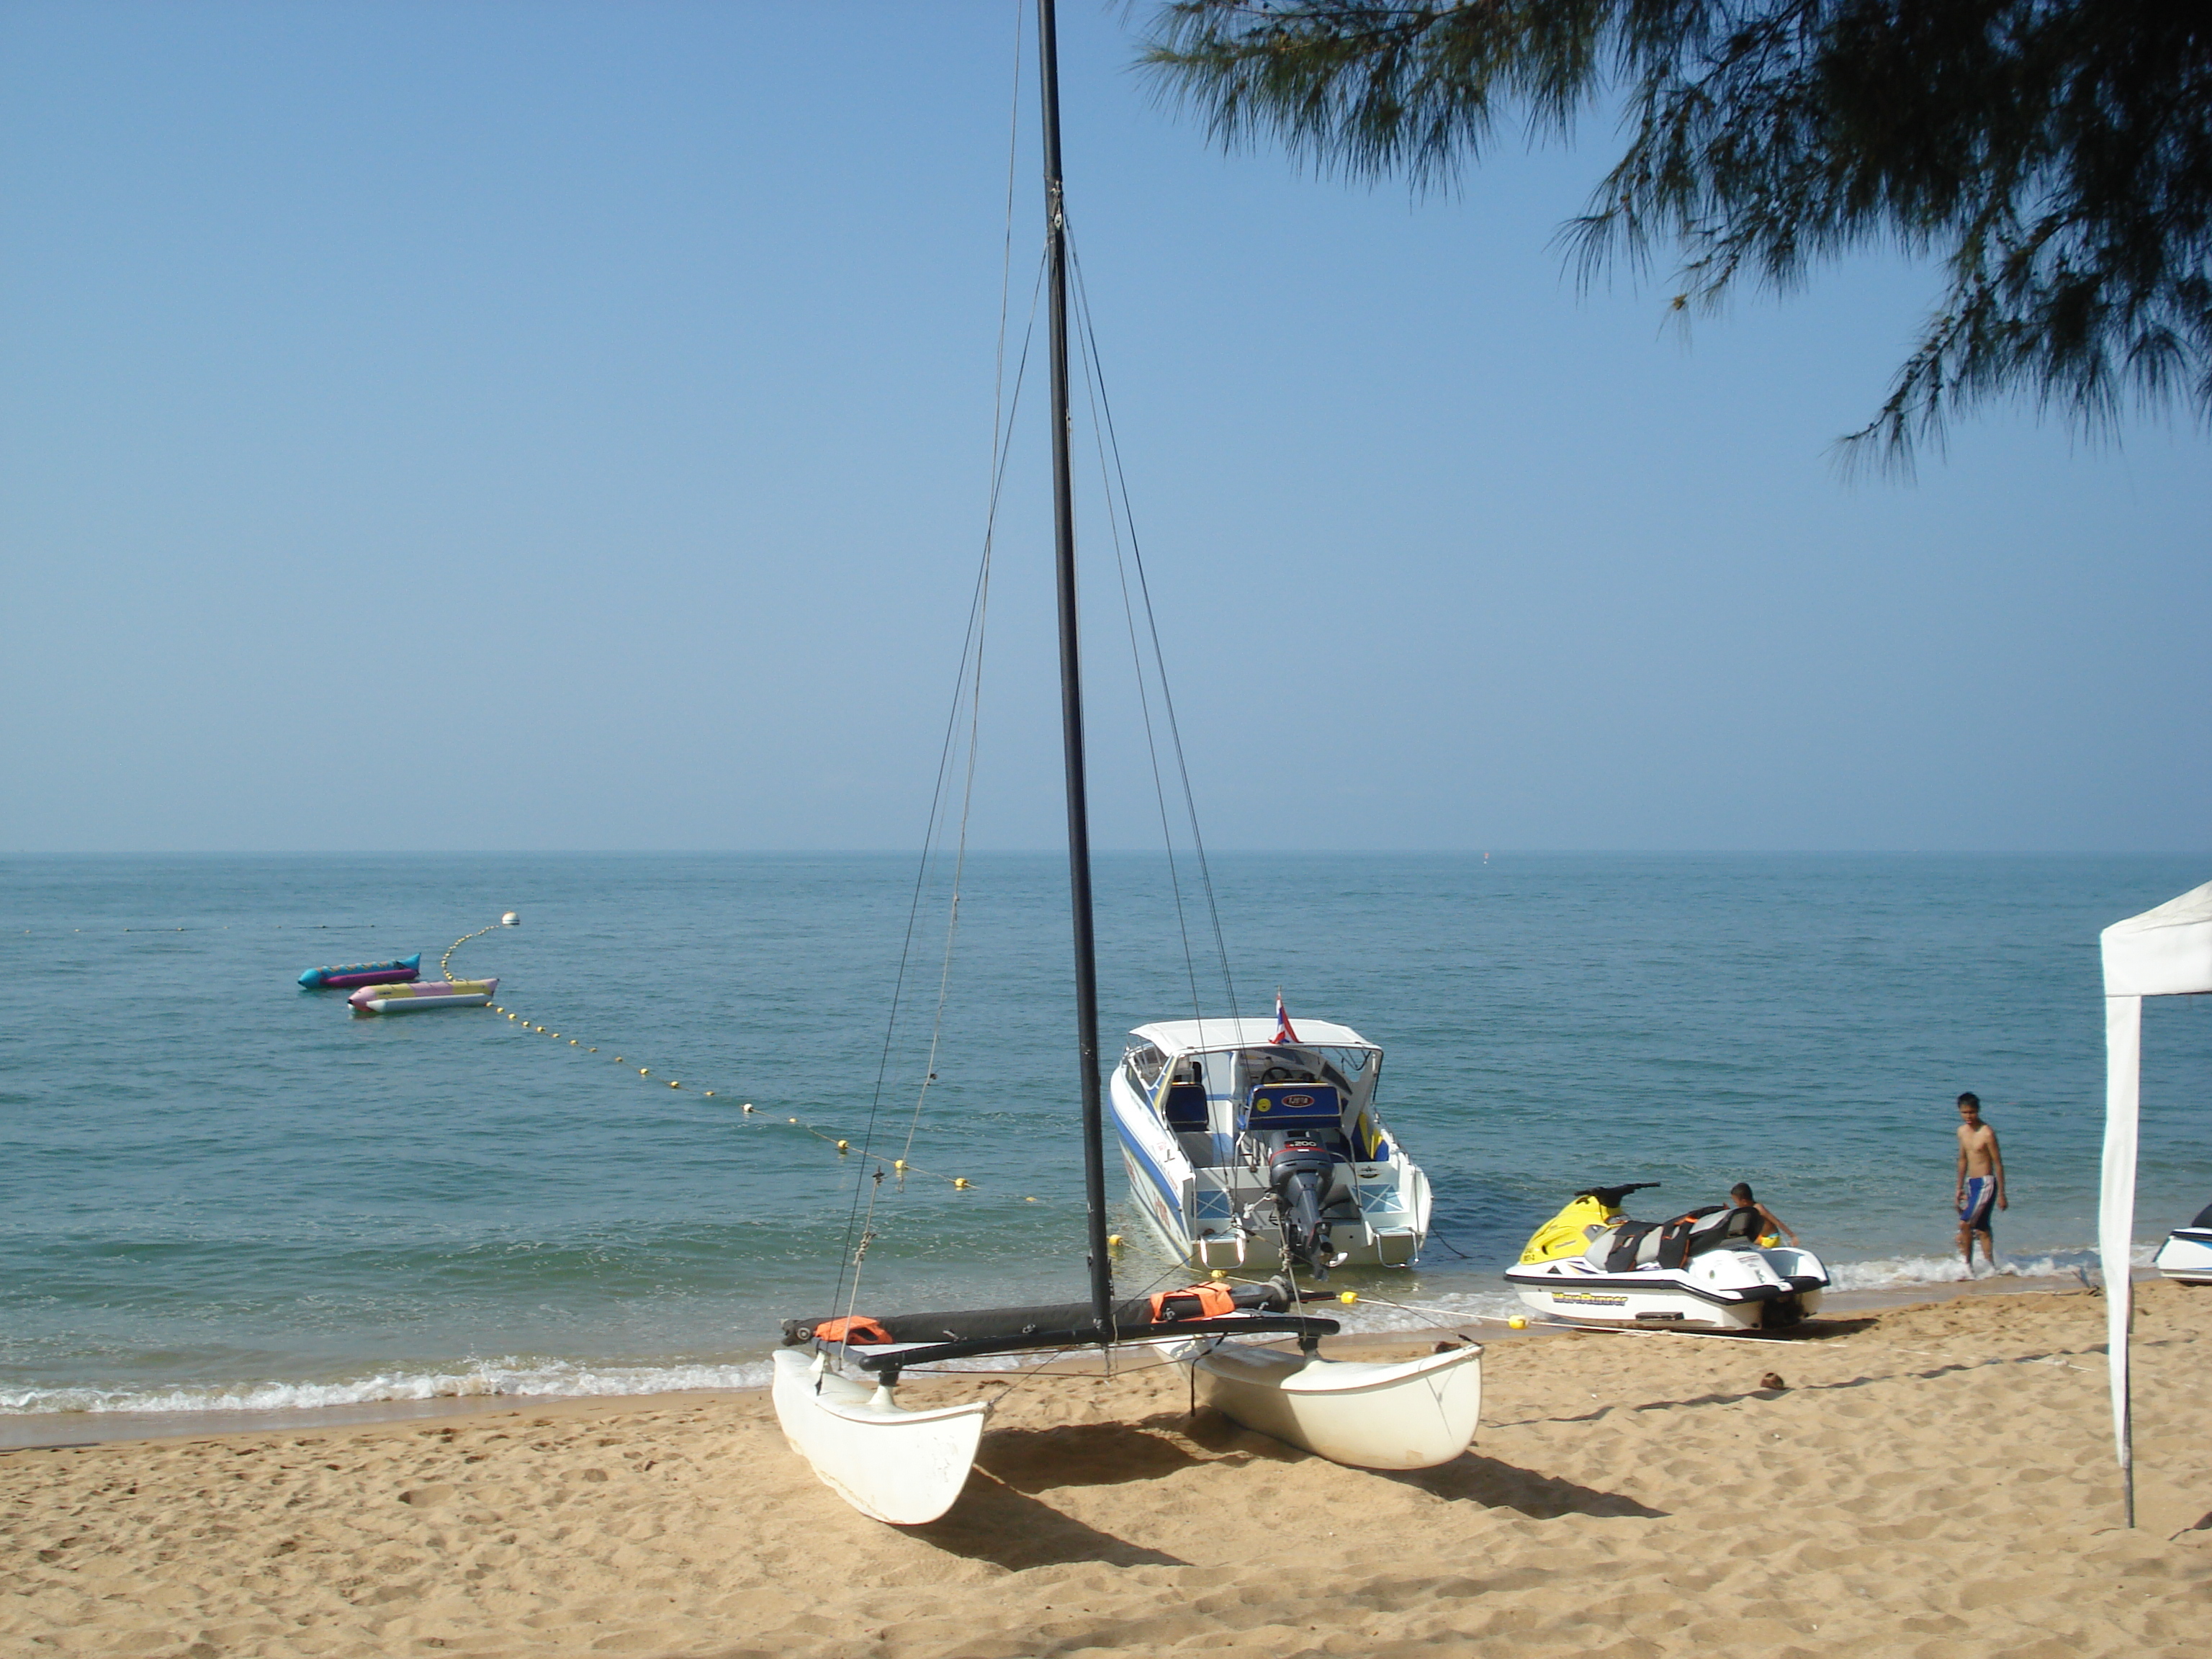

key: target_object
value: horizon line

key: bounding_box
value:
[3,848,2206,860]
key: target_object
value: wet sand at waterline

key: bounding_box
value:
[7,1284,2208,1658]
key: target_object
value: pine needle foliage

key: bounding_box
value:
[1141,2,2212,469]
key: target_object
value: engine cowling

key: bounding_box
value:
[1269,1136,1346,1272]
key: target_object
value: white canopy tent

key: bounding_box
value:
[2098,878,2212,1527]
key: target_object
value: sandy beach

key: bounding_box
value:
[6,1280,2208,1658]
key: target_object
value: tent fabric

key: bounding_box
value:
[2100,878,2212,997]
[2097,878,2212,1527]
[2099,993,2141,1524]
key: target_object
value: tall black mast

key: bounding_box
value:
[1036,0,1114,1336]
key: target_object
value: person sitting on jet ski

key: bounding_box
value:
[1665,1184,1798,1248]
[1725,1183,1797,1247]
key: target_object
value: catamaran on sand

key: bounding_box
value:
[769,0,1480,1527]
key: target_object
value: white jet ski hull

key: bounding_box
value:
[1188,1340,1482,1469]
[770,1349,989,1525]
[1505,1245,1827,1332]
[2153,1228,2212,1285]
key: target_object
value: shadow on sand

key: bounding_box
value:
[922,1411,1656,1558]
[976,1422,1220,1493]
[1380,1455,1666,1519]
[909,1466,1190,1569]
[1788,1316,1881,1339]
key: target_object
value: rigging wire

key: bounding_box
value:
[827,4,1041,1341]
[1067,237,1207,1030]
[877,250,1050,1181]
[1064,231,1242,1023]
[894,0,1046,1172]
[827,490,994,1334]
[826,9,1276,1352]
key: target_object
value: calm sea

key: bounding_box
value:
[3,852,2207,1419]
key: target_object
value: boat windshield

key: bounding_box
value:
[1224,1046,1376,1097]
[1123,1040,1381,1101]
[1125,1043,1167,1089]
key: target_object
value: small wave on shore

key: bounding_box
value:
[1825,1240,2153,1292]
[1,1246,2163,1418]
[0,1356,776,1417]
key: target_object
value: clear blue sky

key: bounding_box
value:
[3,1,2204,853]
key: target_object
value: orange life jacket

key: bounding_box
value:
[1148,1282,1239,1323]
[809,1316,894,1345]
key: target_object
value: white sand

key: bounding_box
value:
[6,1282,2210,1656]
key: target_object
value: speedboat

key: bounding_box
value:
[2153,1200,2212,1284]
[1107,1017,1431,1272]
[1503,1182,1829,1331]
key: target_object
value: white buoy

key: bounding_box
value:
[500,912,518,926]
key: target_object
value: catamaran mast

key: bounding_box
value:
[1035,0,1114,1336]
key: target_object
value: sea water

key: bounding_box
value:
[3,852,2207,1420]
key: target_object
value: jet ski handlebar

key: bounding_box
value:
[1575,1181,1661,1208]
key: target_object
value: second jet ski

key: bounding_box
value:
[2153,1198,2212,1284]
[1504,1182,1830,1331]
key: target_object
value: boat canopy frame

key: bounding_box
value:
[1131,1017,1376,1058]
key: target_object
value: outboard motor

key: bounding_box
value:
[1269,1136,1346,1273]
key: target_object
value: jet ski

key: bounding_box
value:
[1503,1182,1830,1331]
[2152,1199,2212,1285]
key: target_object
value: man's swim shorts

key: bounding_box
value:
[1959,1174,1997,1235]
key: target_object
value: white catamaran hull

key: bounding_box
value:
[770,1349,989,1526]
[1188,1341,1482,1469]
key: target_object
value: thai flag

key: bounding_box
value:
[1272,991,1300,1045]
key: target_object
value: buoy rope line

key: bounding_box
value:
[441,928,1010,1197]
[483,997,1012,1193]
[440,925,503,980]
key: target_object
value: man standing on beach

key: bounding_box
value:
[1955,1092,2006,1271]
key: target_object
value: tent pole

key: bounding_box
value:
[2099,992,2143,1528]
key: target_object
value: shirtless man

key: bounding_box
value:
[1955,1092,2006,1270]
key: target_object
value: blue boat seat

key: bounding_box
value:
[1161,1083,1209,1132]
[1239,1082,1343,1132]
